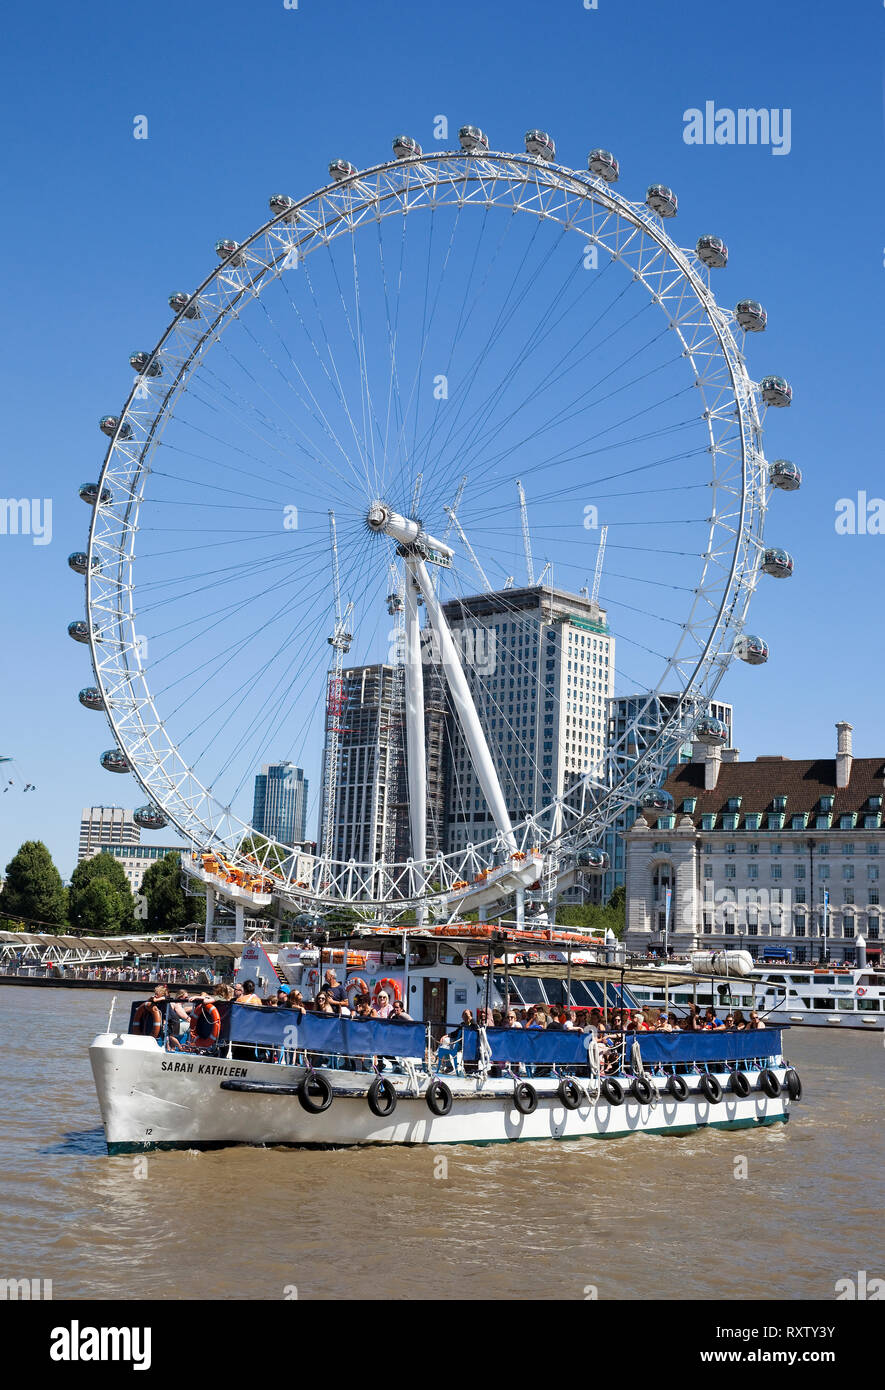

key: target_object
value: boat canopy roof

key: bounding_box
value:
[483,959,722,989]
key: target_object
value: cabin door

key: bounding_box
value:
[423,978,448,1043]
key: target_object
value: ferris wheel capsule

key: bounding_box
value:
[734,634,769,665]
[169,291,201,319]
[646,184,677,217]
[215,239,245,266]
[386,591,404,615]
[694,716,729,747]
[129,351,162,378]
[761,547,794,578]
[101,748,132,774]
[761,375,792,408]
[525,130,555,159]
[587,149,619,182]
[735,299,767,332]
[79,482,112,507]
[269,193,297,221]
[68,551,101,575]
[78,686,105,710]
[134,804,170,830]
[329,159,358,182]
[577,847,610,871]
[458,125,489,153]
[768,459,802,491]
[393,135,422,159]
[99,415,132,440]
[696,235,728,268]
[67,620,90,644]
[640,788,674,812]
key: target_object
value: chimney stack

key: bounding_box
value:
[835,721,853,790]
[704,744,722,791]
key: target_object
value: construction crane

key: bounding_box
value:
[444,505,491,592]
[321,510,354,867]
[517,479,535,585]
[591,524,608,610]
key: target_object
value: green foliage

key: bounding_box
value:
[556,884,626,939]
[1,841,67,928]
[140,852,194,935]
[68,853,136,937]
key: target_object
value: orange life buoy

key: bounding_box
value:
[373,977,401,1004]
[346,974,368,996]
[307,969,319,988]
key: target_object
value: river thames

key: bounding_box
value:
[2,985,882,1301]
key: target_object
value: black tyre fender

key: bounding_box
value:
[699,1073,723,1104]
[784,1068,802,1101]
[730,1070,751,1098]
[666,1074,689,1102]
[297,1069,333,1114]
[630,1075,654,1104]
[557,1077,582,1111]
[600,1077,625,1106]
[513,1081,538,1115]
[759,1068,781,1099]
[425,1078,453,1117]
[367,1075,398,1118]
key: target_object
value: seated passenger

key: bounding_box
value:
[746,1010,762,1030]
[723,1012,735,1030]
[314,991,335,1015]
[374,990,393,1019]
[503,1009,522,1029]
[703,1007,725,1030]
[238,979,262,1008]
[389,999,414,1023]
[732,1009,748,1030]
[352,996,374,1021]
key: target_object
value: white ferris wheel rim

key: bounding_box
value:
[83,146,769,910]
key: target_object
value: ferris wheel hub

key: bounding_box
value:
[366,502,452,559]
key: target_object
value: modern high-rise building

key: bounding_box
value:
[252,763,308,846]
[601,693,734,901]
[441,585,614,858]
[78,806,140,862]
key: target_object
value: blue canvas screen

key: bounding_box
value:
[229,1005,426,1058]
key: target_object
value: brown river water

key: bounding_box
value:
[1,984,883,1301]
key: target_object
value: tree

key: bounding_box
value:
[140,852,194,935]
[1,841,67,928]
[68,853,136,937]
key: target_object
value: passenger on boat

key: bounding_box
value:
[703,1007,725,1030]
[546,1010,563,1031]
[389,999,414,1023]
[732,1009,748,1030]
[352,996,374,1020]
[286,990,306,1015]
[323,970,348,1010]
[188,994,221,1052]
[132,994,164,1040]
[314,990,336,1015]
[461,1009,475,1028]
[276,986,291,1006]
[504,1009,522,1028]
[239,979,262,1007]
[374,990,392,1019]
[682,1004,703,1031]
[747,1011,763,1030]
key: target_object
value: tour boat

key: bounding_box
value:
[89,926,801,1152]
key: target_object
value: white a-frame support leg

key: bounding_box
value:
[403,562,427,867]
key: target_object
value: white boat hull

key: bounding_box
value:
[90,1034,792,1152]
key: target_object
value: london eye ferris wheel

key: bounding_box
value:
[68,126,799,921]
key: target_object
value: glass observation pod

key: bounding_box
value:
[329,159,358,181]
[78,686,105,711]
[694,716,729,746]
[386,591,404,614]
[99,415,132,440]
[268,193,297,221]
[641,788,674,811]
[169,291,200,319]
[525,130,555,159]
[68,551,101,575]
[768,459,802,491]
[577,848,610,871]
[129,351,162,377]
[734,633,770,665]
[459,125,489,153]
[761,375,793,408]
[393,135,422,159]
[67,620,90,644]
[735,299,767,332]
[646,184,678,217]
[761,547,794,579]
[587,149,619,182]
[134,804,169,829]
[100,749,132,774]
[696,235,728,268]
[215,239,245,266]
[79,482,112,506]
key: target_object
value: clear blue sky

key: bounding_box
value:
[1,0,882,880]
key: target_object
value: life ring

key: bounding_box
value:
[345,974,368,998]
[729,1070,751,1098]
[367,1076,398,1117]
[298,1069,333,1114]
[600,1078,624,1106]
[425,1079,453,1117]
[373,978,401,1005]
[513,1081,538,1115]
[784,1068,802,1101]
[666,1074,689,1102]
[759,1068,781,1098]
[306,969,320,989]
[557,1078,582,1110]
[630,1075,654,1104]
[698,1073,723,1104]
[856,987,867,997]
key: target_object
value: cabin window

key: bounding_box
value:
[409,941,437,967]
[858,998,881,1011]
[437,945,463,965]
